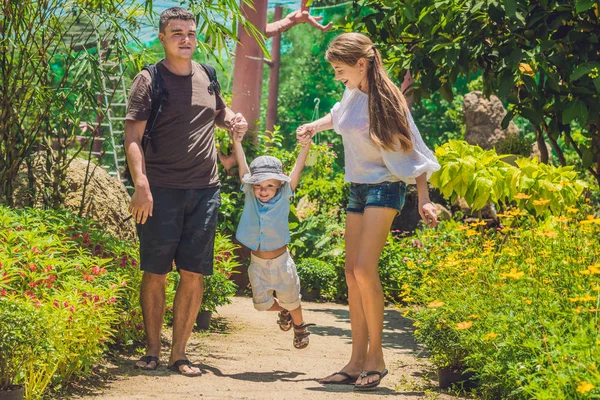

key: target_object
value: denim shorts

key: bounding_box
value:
[347,181,407,215]
[136,186,221,275]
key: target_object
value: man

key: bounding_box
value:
[125,7,247,377]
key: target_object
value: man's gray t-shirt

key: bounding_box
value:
[126,61,225,189]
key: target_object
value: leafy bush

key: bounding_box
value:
[431,140,586,214]
[0,205,142,398]
[296,258,337,301]
[0,298,48,391]
[494,134,535,157]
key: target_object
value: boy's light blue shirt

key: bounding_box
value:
[236,182,293,251]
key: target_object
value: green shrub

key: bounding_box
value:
[0,298,48,391]
[0,205,141,397]
[431,140,586,214]
[494,134,535,157]
[296,258,337,301]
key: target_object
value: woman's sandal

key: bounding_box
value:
[293,322,316,349]
[277,310,293,331]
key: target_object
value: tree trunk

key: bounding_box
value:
[535,125,549,164]
[265,6,283,135]
[401,70,414,111]
[231,0,268,143]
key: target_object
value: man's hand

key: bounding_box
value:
[129,185,153,224]
[229,113,248,142]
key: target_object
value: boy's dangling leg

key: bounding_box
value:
[288,305,315,349]
[267,298,292,331]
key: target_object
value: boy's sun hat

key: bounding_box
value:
[242,156,291,184]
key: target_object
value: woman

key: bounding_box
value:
[296,32,440,390]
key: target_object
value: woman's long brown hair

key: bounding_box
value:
[326,32,413,152]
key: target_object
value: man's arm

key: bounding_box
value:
[125,119,153,224]
[289,141,311,192]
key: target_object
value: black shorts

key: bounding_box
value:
[136,186,220,275]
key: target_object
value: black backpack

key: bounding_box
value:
[122,62,221,184]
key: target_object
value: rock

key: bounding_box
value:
[452,197,498,221]
[434,203,452,221]
[393,185,449,232]
[13,154,136,240]
[530,141,552,161]
[463,91,519,150]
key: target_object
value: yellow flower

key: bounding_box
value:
[518,63,535,76]
[567,206,579,213]
[466,229,480,236]
[428,300,445,308]
[577,381,594,393]
[483,332,498,341]
[524,299,533,304]
[582,294,596,302]
[500,268,525,280]
[514,193,531,200]
[533,199,550,206]
[456,321,473,330]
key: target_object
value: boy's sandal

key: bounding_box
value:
[134,355,159,370]
[167,359,202,377]
[293,322,316,349]
[277,310,293,332]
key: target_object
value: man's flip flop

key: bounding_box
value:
[134,355,159,370]
[168,359,202,377]
[320,371,358,385]
[354,368,389,390]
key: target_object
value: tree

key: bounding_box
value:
[351,0,600,186]
[0,0,253,207]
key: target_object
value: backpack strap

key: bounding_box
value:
[200,63,221,97]
[141,63,165,153]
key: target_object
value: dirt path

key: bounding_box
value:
[73,297,460,400]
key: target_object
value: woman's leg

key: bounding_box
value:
[353,207,397,386]
[321,213,366,382]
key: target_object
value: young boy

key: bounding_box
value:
[232,132,315,349]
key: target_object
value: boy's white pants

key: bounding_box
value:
[248,251,301,311]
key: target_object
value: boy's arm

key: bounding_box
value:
[231,135,250,181]
[289,142,311,192]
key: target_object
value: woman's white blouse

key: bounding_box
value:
[330,88,440,184]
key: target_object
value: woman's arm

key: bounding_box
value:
[415,172,438,228]
[296,113,333,141]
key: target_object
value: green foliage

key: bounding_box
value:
[431,140,586,214]
[0,299,48,390]
[403,205,600,398]
[296,258,337,301]
[494,134,535,157]
[202,233,240,313]
[351,0,600,186]
[0,205,143,397]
